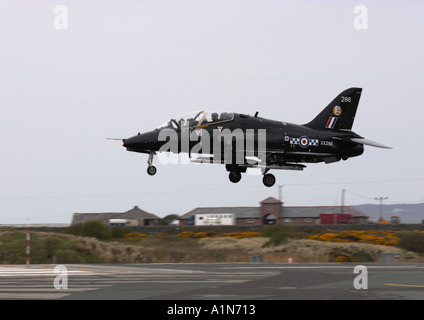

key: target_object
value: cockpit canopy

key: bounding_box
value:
[157,111,234,130]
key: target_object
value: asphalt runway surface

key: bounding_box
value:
[1,263,424,300]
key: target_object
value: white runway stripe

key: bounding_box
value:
[0,266,93,277]
[0,266,113,299]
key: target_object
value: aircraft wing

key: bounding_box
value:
[190,154,306,170]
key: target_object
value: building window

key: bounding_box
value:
[247,219,255,223]
[304,218,313,223]
[284,218,292,223]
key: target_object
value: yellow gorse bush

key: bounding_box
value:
[123,229,404,247]
[175,231,261,239]
[308,230,400,246]
[124,232,147,240]
[230,231,261,239]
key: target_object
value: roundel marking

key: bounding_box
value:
[300,136,310,148]
[333,105,342,116]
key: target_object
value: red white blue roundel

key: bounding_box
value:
[299,136,310,148]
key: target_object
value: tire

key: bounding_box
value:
[262,173,276,187]
[229,171,241,183]
[147,166,157,176]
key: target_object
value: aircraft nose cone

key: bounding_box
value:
[123,131,158,151]
[122,135,140,150]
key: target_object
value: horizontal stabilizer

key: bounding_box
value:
[350,138,392,149]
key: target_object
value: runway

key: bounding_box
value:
[1,263,424,300]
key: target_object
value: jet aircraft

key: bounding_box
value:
[113,88,391,187]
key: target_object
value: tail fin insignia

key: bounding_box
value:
[305,87,362,131]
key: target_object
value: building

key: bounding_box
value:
[179,197,368,226]
[195,213,236,226]
[71,206,160,227]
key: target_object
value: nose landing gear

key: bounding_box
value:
[146,152,157,176]
[147,165,157,176]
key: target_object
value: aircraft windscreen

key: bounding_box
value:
[202,111,234,124]
[157,111,234,129]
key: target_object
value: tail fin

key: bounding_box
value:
[304,87,362,130]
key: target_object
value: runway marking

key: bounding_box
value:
[206,279,250,282]
[0,293,70,299]
[385,283,424,288]
[0,266,93,277]
[230,265,424,270]
[0,287,104,292]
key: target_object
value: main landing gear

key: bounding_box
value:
[228,171,241,183]
[146,152,157,176]
[262,173,276,187]
[227,165,276,187]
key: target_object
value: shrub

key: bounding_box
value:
[159,214,180,225]
[0,231,107,264]
[124,233,147,240]
[220,232,239,237]
[176,231,196,238]
[328,248,376,262]
[155,233,169,238]
[397,231,424,253]
[55,249,84,264]
[110,226,132,239]
[81,221,111,241]
[309,230,400,246]
[64,223,84,236]
[232,231,261,239]
[261,225,291,246]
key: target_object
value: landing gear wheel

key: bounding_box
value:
[262,173,276,187]
[147,165,157,176]
[229,171,242,183]
[146,151,157,176]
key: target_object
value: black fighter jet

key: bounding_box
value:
[113,88,391,187]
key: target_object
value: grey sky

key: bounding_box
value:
[1,0,423,224]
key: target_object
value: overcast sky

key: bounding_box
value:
[1,0,423,224]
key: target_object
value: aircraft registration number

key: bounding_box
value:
[321,141,333,146]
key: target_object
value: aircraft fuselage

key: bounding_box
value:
[123,113,364,165]
[117,88,390,187]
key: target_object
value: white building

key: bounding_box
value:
[194,213,235,226]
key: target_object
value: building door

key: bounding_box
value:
[262,214,276,225]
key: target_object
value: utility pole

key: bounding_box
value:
[341,189,346,215]
[26,219,30,266]
[278,185,284,203]
[374,196,388,223]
